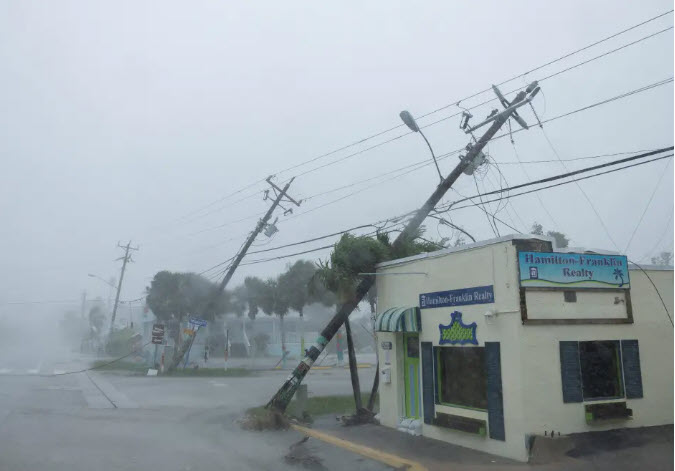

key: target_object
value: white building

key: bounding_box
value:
[374,235,673,462]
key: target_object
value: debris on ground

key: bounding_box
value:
[239,408,290,431]
[284,436,326,470]
[338,407,378,426]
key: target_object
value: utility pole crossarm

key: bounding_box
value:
[109,240,138,336]
[167,177,301,371]
[217,178,299,293]
[267,82,537,413]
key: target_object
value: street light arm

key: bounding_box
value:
[88,274,116,289]
[418,130,444,183]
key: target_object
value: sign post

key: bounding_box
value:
[183,318,208,369]
[151,324,165,368]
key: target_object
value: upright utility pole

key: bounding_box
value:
[109,241,138,336]
[168,177,301,370]
[268,81,540,412]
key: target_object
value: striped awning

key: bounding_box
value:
[374,307,421,332]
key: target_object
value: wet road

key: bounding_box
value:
[0,349,389,471]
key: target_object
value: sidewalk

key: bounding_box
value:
[192,352,377,371]
[304,417,673,471]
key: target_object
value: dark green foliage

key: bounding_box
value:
[145,271,227,324]
[315,228,444,305]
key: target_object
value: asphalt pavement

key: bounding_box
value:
[0,347,389,471]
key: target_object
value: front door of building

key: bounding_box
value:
[403,333,421,418]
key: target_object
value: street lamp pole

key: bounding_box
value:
[399,110,444,183]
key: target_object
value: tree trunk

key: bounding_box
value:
[279,314,286,367]
[299,307,305,358]
[367,360,379,411]
[344,319,362,410]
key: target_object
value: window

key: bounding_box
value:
[406,335,419,358]
[436,347,487,410]
[579,340,623,400]
[564,291,577,302]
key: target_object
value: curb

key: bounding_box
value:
[291,424,428,471]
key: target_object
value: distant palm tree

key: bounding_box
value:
[613,269,625,287]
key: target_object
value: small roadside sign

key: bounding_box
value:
[189,317,208,327]
[151,324,165,345]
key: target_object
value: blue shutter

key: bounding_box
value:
[421,342,435,425]
[621,340,643,399]
[485,342,505,441]
[559,341,583,403]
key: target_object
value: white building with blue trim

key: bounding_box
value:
[374,234,673,462]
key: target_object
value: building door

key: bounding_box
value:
[403,333,421,419]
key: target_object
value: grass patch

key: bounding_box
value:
[244,392,379,429]
[288,393,378,418]
[163,367,254,377]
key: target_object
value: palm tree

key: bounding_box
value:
[314,228,446,416]
[613,268,625,287]
[278,260,317,356]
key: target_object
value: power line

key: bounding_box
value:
[623,158,672,254]
[204,149,673,272]
[189,79,674,276]
[285,15,674,180]
[628,259,673,326]
[638,209,674,262]
[445,154,673,213]
[436,148,673,210]
[283,79,674,231]
[170,11,673,222]
[540,127,621,251]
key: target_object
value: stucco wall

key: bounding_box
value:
[376,238,674,462]
[519,268,674,435]
[376,241,530,461]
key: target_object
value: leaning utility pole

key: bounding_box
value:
[217,177,301,293]
[109,241,138,336]
[168,177,301,370]
[268,81,540,412]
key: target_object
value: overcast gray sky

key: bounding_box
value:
[1,1,673,316]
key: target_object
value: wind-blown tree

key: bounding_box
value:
[258,279,291,363]
[278,260,318,355]
[230,285,248,318]
[314,228,444,415]
[244,276,267,319]
[146,271,228,369]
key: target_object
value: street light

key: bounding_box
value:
[87,273,116,289]
[88,273,116,313]
[400,110,444,182]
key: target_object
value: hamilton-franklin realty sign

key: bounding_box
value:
[518,251,629,289]
[419,285,494,309]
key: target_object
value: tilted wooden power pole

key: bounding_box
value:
[109,241,138,336]
[168,177,301,370]
[268,81,540,412]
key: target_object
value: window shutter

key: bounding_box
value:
[559,341,583,403]
[621,340,643,399]
[421,342,435,425]
[485,342,505,441]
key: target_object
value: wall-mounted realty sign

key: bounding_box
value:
[420,285,494,309]
[439,311,478,345]
[518,252,630,289]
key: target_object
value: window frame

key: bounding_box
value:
[434,346,488,412]
[578,340,625,402]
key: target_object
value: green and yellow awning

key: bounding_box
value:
[374,307,421,332]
